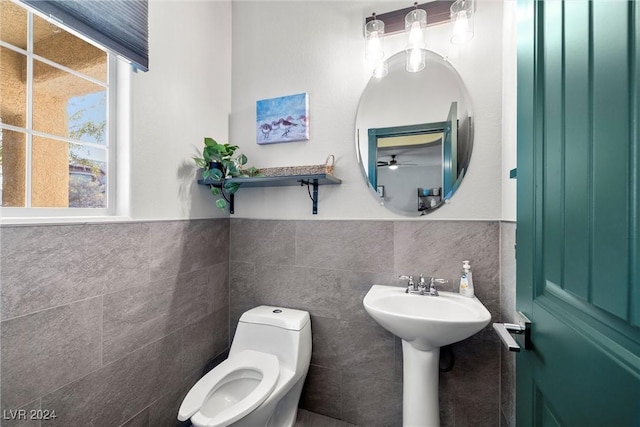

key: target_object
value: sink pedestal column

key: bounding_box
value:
[402,340,440,427]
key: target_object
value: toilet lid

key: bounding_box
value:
[178,350,280,427]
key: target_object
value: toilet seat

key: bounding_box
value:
[178,350,280,427]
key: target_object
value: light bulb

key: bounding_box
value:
[451,11,473,43]
[389,165,398,171]
[454,11,469,33]
[405,6,427,72]
[408,21,424,49]
[365,17,385,62]
[366,31,383,60]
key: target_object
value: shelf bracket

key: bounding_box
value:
[211,182,235,214]
[299,179,319,214]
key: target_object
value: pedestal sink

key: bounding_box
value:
[363,285,491,427]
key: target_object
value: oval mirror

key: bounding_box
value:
[355,49,474,216]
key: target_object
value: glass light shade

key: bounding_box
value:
[388,164,398,171]
[405,8,427,50]
[405,8,427,72]
[365,18,385,62]
[450,0,474,44]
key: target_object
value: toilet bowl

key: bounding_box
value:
[178,306,312,427]
[179,350,280,426]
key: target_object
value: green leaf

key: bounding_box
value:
[210,187,221,195]
[224,182,241,194]
[204,146,224,161]
[245,166,260,176]
[215,199,227,210]
[204,137,217,147]
[238,153,248,166]
[194,158,208,169]
[209,169,224,181]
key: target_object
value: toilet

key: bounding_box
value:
[178,306,312,427]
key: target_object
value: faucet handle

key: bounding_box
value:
[398,275,414,283]
[399,275,415,293]
[428,277,441,296]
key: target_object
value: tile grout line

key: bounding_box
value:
[34,321,193,413]
[1,294,103,324]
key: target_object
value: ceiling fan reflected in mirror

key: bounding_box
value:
[377,154,418,170]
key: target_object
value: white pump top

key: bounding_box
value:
[463,260,471,271]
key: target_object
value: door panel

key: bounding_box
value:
[535,388,563,427]
[542,0,563,290]
[562,0,590,301]
[517,0,640,425]
[591,0,630,318]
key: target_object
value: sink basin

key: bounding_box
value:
[363,284,492,426]
[363,284,491,350]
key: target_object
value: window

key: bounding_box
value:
[0,0,116,214]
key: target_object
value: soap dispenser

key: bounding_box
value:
[459,260,475,297]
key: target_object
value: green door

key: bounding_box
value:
[517,0,640,425]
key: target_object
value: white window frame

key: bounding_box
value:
[0,2,130,223]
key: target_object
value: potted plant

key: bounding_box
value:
[193,137,260,209]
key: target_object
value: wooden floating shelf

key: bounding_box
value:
[197,173,342,214]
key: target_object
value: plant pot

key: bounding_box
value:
[209,161,224,173]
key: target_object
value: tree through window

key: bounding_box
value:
[0,0,113,211]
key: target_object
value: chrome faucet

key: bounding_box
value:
[417,274,428,294]
[399,274,447,296]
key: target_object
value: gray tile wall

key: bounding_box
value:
[1,217,509,427]
[499,222,517,427]
[229,219,502,427]
[0,219,230,427]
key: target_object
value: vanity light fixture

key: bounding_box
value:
[363,2,455,77]
[405,2,427,72]
[365,13,388,78]
[450,0,474,44]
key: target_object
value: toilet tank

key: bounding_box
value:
[230,306,311,374]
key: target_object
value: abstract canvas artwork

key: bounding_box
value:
[256,93,309,144]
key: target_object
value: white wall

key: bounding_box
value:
[130,0,232,220]
[230,0,504,220]
[378,165,441,212]
[501,0,517,221]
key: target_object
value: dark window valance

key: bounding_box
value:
[20,0,149,71]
